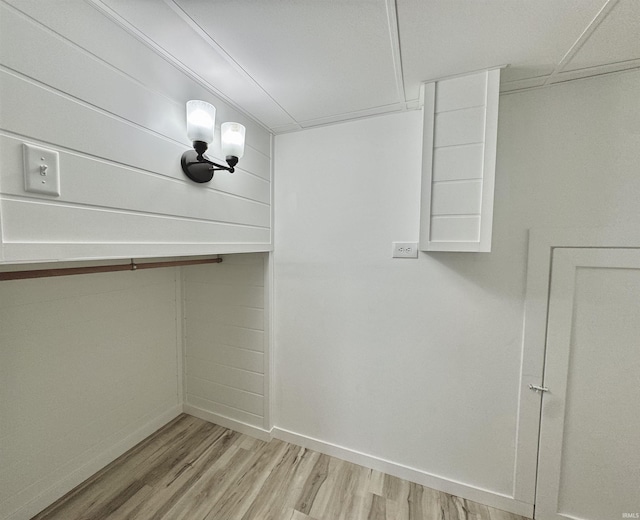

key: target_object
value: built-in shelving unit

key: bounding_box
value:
[419,69,500,252]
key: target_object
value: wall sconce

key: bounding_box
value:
[181,100,246,183]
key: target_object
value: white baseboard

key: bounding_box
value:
[271,427,534,518]
[5,405,182,520]
[7,404,531,519]
[183,404,271,442]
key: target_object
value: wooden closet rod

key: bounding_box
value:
[0,257,223,281]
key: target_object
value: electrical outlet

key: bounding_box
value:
[392,242,418,258]
[23,143,61,196]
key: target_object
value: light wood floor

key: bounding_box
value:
[33,414,530,520]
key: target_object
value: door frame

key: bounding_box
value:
[513,226,640,506]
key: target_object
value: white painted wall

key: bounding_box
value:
[273,69,640,513]
[0,268,182,520]
[0,0,272,264]
[183,253,270,437]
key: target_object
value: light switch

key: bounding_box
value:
[23,143,60,196]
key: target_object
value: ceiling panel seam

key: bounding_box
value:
[500,64,640,97]
[544,0,620,85]
[385,0,408,106]
[87,0,274,134]
[295,102,409,129]
[164,0,299,125]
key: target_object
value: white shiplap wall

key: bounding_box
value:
[0,0,272,264]
[183,254,269,437]
[0,1,273,517]
[0,268,182,520]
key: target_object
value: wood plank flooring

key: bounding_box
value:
[32,414,530,520]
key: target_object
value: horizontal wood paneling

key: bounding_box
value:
[0,3,184,145]
[186,356,264,394]
[430,180,482,215]
[187,318,264,353]
[187,341,264,374]
[187,322,265,353]
[0,136,270,225]
[184,254,267,428]
[186,395,264,427]
[0,2,273,170]
[432,144,484,182]
[187,377,264,416]
[187,300,264,331]
[0,268,181,518]
[435,73,487,113]
[2,0,271,156]
[430,216,481,242]
[0,1,272,264]
[185,282,264,309]
[0,69,182,179]
[0,70,269,188]
[434,106,486,148]
[229,147,272,182]
[0,199,270,245]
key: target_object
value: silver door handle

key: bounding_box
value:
[529,384,549,393]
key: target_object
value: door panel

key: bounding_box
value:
[536,248,640,520]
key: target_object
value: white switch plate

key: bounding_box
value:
[392,242,419,258]
[23,143,61,196]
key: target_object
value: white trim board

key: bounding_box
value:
[0,242,272,265]
[262,252,275,432]
[176,266,186,405]
[271,427,534,518]
[512,226,640,503]
[183,404,271,442]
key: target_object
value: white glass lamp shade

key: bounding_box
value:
[221,122,246,159]
[186,100,216,144]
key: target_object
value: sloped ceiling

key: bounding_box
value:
[91,0,640,133]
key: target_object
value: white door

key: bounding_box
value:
[535,248,640,520]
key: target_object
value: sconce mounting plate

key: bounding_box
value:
[181,150,215,183]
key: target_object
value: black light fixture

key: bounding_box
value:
[181,100,246,183]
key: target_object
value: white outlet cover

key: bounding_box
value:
[23,143,61,196]
[392,242,419,258]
